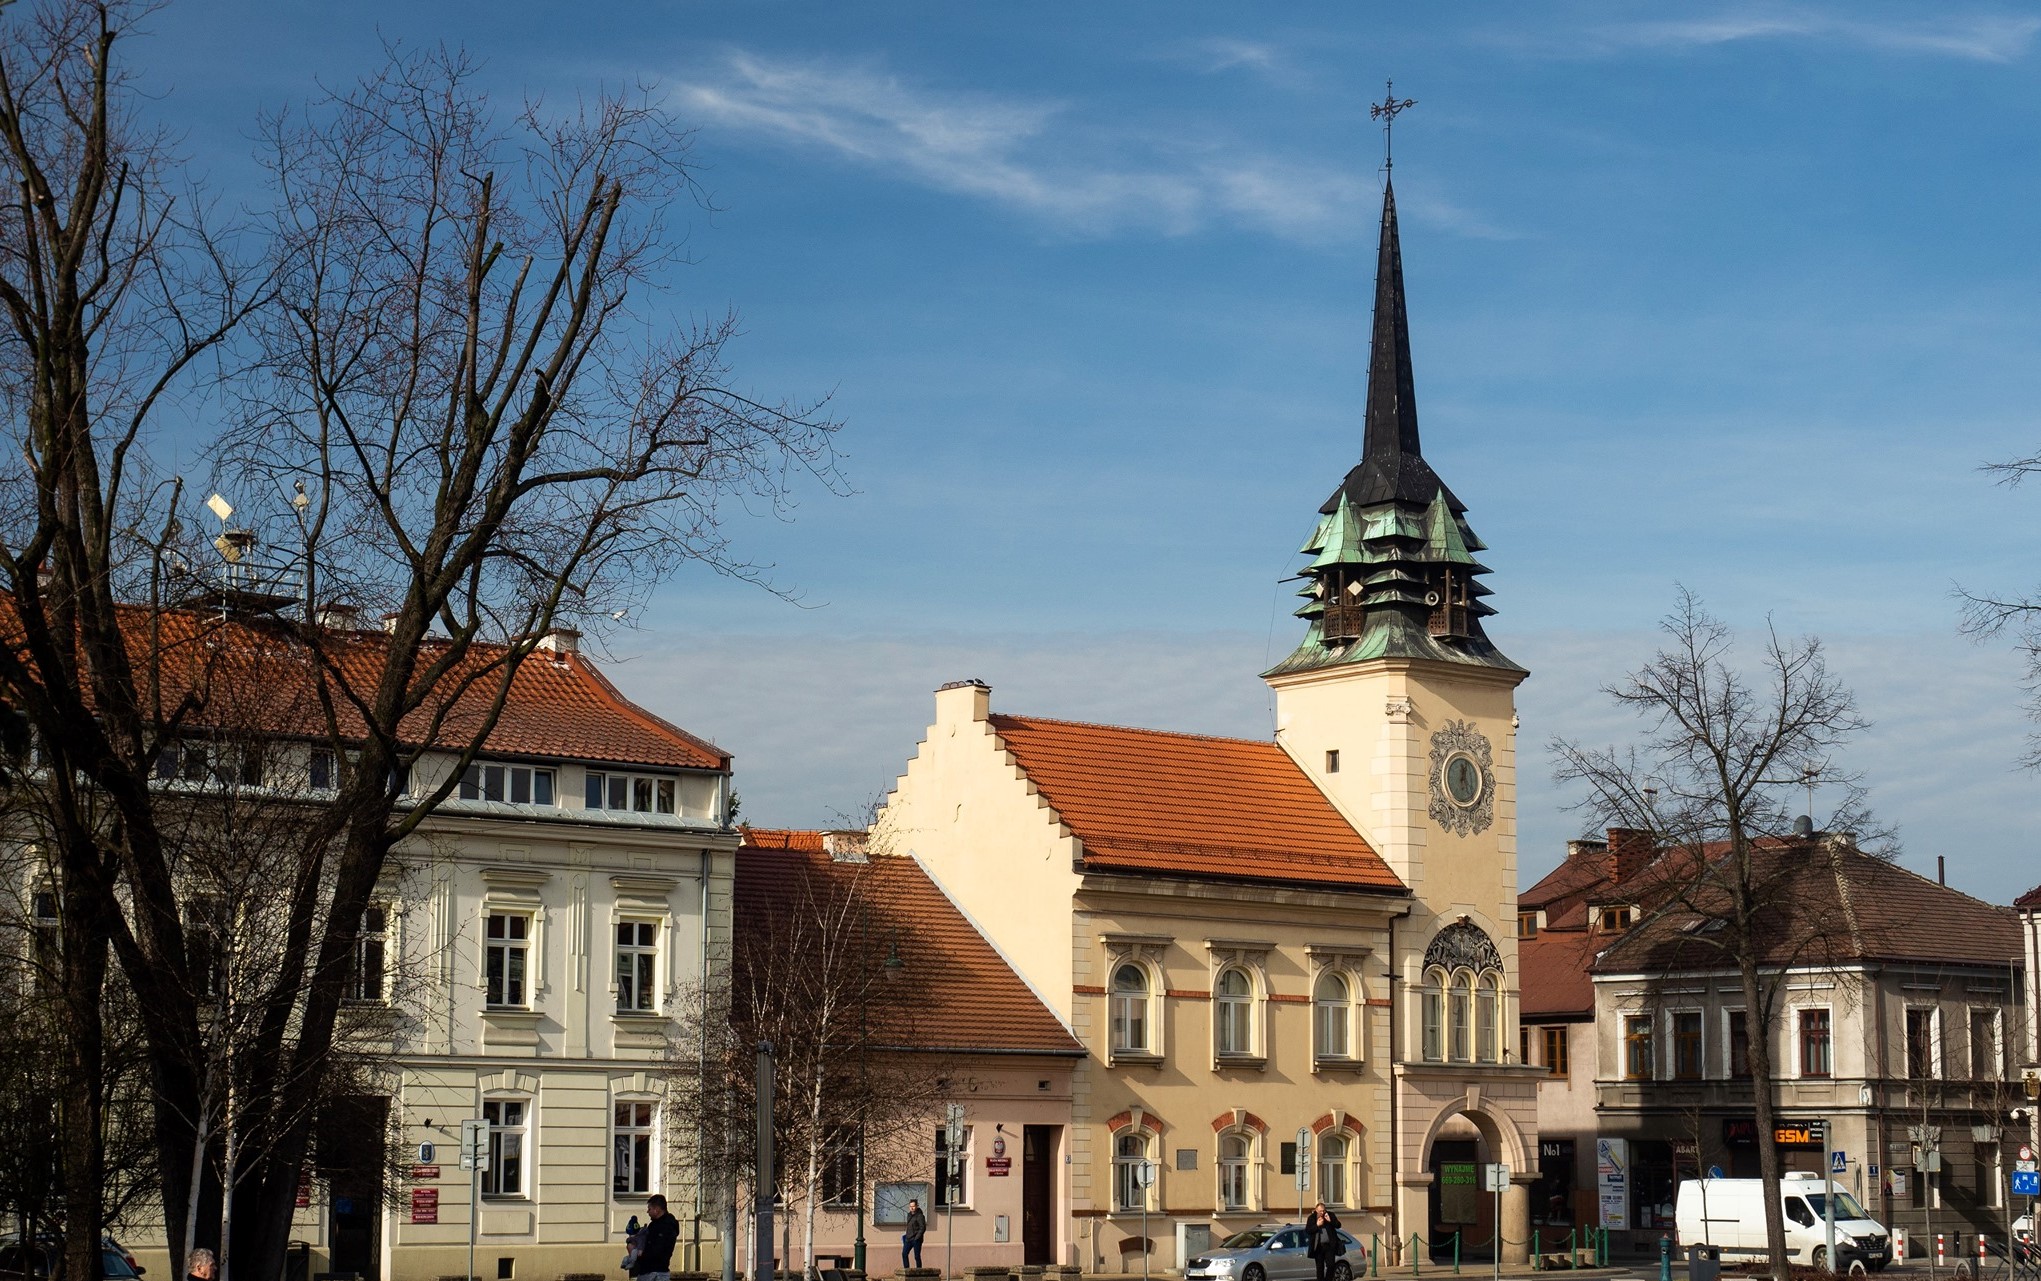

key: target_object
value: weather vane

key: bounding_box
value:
[1370,80,1417,172]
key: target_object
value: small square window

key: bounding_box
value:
[609,776,628,810]
[1325,750,1340,774]
[510,768,532,804]
[585,771,606,808]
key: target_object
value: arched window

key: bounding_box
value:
[1449,969,1474,1062]
[1317,1132,1351,1209]
[1218,1130,1255,1211]
[1314,972,1353,1061]
[1113,1128,1155,1212]
[1421,967,1446,1062]
[1476,972,1501,1063]
[1423,922,1505,1067]
[1215,967,1254,1056]
[1111,963,1152,1055]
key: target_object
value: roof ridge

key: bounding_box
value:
[1858,845,2014,913]
[989,711,1277,750]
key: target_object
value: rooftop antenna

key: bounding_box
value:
[1370,79,1417,174]
[1800,761,1822,829]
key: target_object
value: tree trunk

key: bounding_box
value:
[1740,957,1790,1281]
[56,831,109,1281]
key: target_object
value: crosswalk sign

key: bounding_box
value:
[1831,1150,1847,1174]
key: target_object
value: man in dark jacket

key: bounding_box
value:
[902,1198,927,1269]
[632,1195,680,1281]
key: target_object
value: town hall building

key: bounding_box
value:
[875,177,1544,1271]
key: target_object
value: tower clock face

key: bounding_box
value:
[1444,754,1482,806]
[1428,720,1496,837]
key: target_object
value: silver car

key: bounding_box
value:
[1185,1224,1367,1281]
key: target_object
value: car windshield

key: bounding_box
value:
[1805,1192,1868,1222]
[1221,1231,1274,1250]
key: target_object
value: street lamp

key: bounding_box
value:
[854,928,904,1273]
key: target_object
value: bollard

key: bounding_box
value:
[1453,1232,1461,1276]
[1659,1235,1673,1281]
[1371,1235,1380,1279]
[1980,1236,1989,1265]
[1937,1235,1946,1268]
[1413,1234,1423,1277]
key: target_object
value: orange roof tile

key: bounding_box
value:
[2,600,726,771]
[736,829,1082,1057]
[1519,928,1598,1020]
[986,714,1404,893]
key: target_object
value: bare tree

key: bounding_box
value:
[667,846,957,1279]
[0,8,841,1279]
[1553,590,1887,1281]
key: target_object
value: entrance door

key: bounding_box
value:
[1022,1125,1058,1265]
[1429,1139,1480,1261]
[319,1096,388,1281]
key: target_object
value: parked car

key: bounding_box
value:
[1185,1223,1369,1281]
[0,1237,145,1281]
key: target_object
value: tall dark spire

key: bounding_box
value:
[1322,179,1460,515]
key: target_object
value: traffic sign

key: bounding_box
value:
[459,1119,488,1172]
[1135,1159,1157,1187]
[2021,1145,2035,1162]
[1831,1151,1847,1175]
[1295,1128,1313,1191]
[2012,1169,2040,1198]
[1485,1164,1511,1193]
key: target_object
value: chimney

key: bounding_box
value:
[380,611,401,635]
[316,601,362,630]
[822,830,869,863]
[537,627,581,656]
[934,678,991,728]
[1607,827,1656,884]
[1937,855,1946,886]
[1567,838,1609,862]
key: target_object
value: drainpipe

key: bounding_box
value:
[1389,901,1415,1249]
[694,845,711,1271]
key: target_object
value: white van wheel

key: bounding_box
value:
[1811,1247,1827,1271]
[1847,1260,1869,1277]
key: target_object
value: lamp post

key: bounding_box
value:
[854,926,904,1273]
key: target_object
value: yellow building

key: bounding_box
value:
[876,178,1540,1272]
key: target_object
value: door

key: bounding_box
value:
[1022,1125,1058,1265]
[1429,1139,1480,1261]
[1268,1229,1311,1281]
[319,1095,388,1281]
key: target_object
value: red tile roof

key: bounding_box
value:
[2017,883,2041,911]
[2,600,726,770]
[985,714,1405,893]
[1519,928,1598,1021]
[736,829,1082,1057]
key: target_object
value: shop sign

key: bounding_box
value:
[412,1165,440,1180]
[986,1157,1012,1177]
[411,1187,438,1224]
[1773,1121,1824,1148]
[1596,1138,1629,1232]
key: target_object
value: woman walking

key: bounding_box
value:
[1306,1202,1345,1281]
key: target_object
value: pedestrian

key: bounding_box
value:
[187,1249,217,1281]
[631,1195,679,1281]
[902,1198,927,1269]
[1306,1201,1345,1281]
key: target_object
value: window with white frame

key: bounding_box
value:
[1673,1009,1705,1079]
[1214,967,1255,1056]
[1421,968,1446,1062]
[485,913,531,1008]
[1314,972,1354,1061]
[934,1124,971,1208]
[1110,963,1153,1055]
[613,1100,656,1196]
[1476,972,1501,1063]
[584,770,677,815]
[1218,1130,1255,1211]
[1970,1008,2001,1080]
[1905,1007,1938,1079]
[820,1124,857,1206]
[1449,970,1474,1062]
[462,762,557,805]
[615,920,658,1013]
[348,906,388,1003]
[1113,1129,1154,1212]
[1317,1131,1354,1209]
[1797,1008,1831,1079]
[482,1098,528,1196]
[1623,1013,1655,1080]
[28,888,59,994]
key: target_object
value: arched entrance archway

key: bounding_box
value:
[1410,1096,1534,1268]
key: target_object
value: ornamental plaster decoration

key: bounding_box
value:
[1385,696,1415,725]
[1205,938,1274,993]
[1427,719,1496,837]
[1421,921,1502,975]
[1102,933,1170,972]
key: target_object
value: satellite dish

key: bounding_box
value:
[205,493,234,523]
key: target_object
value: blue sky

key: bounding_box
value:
[133,2,2041,901]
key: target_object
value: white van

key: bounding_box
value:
[1675,1173,1893,1272]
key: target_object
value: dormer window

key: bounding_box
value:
[1595,904,1635,932]
[461,763,556,805]
[585,770,676,815]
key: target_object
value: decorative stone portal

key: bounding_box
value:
[1395,1078,1539,1270]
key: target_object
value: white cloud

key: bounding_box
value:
[677,51,1483,243]
[1589,9,2041,62]
[1156,36,1289,78]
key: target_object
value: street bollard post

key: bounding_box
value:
[1659,1234,1672,1281]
